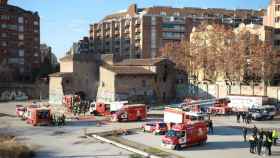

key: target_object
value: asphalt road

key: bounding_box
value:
[1,101,279,158]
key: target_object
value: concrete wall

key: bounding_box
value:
[0,82,49,101]
[96,67,116,102]
[72,60,99,99]
[60,61,73,73]
[49,77,64,105]
[177,83,280,104]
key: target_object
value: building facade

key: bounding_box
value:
[90,4,264,59]
[67,36,94,55]
[0,0,40,81]
[97,55,176,104]
[40,44,58,68]
[49,54,100,105]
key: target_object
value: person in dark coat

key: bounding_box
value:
[208,120,214,134]
[242,126,248,142]
[242,112,246,123]
[252,125,258,136]
[257,135,263,155]
[237,113,241,123]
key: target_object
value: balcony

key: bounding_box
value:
[135,35,141,40]
[124,29,130,34]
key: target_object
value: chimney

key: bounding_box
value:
[127,4,137,16]
[0,0,8,6]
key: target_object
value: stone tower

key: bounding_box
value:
[0,0,8,6]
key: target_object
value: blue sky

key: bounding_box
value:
[9,0,270,59]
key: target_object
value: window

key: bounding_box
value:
[1,33,7,38]
[18,25,24,32]
[102,81,105,87]
[275,17,280,23]
[274,40,280,46]
[1,41,7,47]
[18,34,24,40]
[1,15,9,20]
[142,80,146,87]
[275,29,280,34]
[34,53,39,57]
[276,5,280,12]
[34,21,39,25]
[160,12,167,16]
[18,50,24,57]
[18,17,24,23]
[1,24,7,29]
[18,42,24,47]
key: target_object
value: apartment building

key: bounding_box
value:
[90,4,264,59]
[67,36,95,55]
[263,0,280,50]
[0,0,40,81]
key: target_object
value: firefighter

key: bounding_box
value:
[272,129,279,145]
[61,114,66,126]
[242,112,246,123]
[242,126,248,142]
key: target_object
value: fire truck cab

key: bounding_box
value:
[161,121,208,150]
[26,106,51,126]
[143,122,168,135]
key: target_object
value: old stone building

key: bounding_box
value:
[49,54,100,105]
[97,55,176,104]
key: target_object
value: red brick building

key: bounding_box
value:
[0,0,40,82]
[90,4,264,59]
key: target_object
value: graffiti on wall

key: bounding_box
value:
[0,90,28,101]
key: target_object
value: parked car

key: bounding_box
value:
[142,122,167,135]
[249,105,277,120]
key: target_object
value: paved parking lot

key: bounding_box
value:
[1,101,280,158]
[122,125,280,158]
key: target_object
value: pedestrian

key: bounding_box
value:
[242,126,248,142]
[252,125,258,137]
[253,135,258,153]
[257,135,263,155]
[237,112,241,123]
[208,120,214,134]
[265,132,273,156]
[242,112,246,123]
[62,114,66,126]
[249,135,255,153]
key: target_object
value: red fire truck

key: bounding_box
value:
[90,101,128,116]
[63,95,81,112]
[206,98,232,115]
[26,106,51,126]
[180,98,231,115]
[164,107,208,124]
[161,121,208,150]
[111,104,147,122]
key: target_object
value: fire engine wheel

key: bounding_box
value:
[175,145,181,150]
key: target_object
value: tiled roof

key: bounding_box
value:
[109,66,156,75]
[115,58,169,66]
[60,54,100,62]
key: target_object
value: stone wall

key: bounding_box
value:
[0,82,49,101]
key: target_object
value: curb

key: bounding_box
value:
[89,134,162,158]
